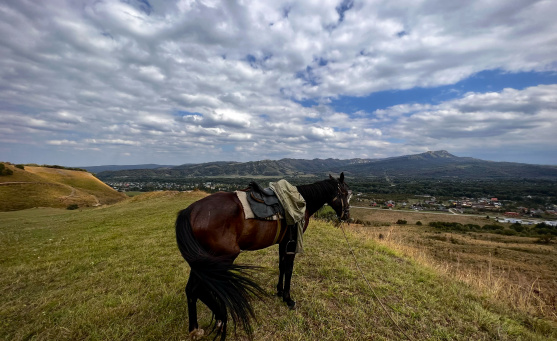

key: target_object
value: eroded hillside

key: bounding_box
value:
[0,163,126,211]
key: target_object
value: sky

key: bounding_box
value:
[1,0,557,167]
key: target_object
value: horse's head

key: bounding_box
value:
[327,172,351,221]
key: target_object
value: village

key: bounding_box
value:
[351,193,557,226]
[107,180,237,193]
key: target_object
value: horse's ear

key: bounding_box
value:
[329,174,334,180]
[340,172,344,183]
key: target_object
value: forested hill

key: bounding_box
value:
[95,150,557,180]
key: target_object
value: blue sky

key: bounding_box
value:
[1,0,557,166]
[328,70,557,113]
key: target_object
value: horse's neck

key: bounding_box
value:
[296,181,335,217]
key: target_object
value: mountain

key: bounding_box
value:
[82,164,176,173]
[0,163,127,211]
[94,150,557,181]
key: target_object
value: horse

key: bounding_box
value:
[175,173,351,340]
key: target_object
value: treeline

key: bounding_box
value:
[348,178,557,199]
[348,178,557,206]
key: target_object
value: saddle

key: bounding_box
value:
[246,181,285,219]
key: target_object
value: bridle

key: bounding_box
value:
[331,183,351,220]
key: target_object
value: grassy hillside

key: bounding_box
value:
[1,191,556,340]
[0,163,126,211]
[350,207,557,321]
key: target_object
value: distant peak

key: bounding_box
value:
[423,150,455,158]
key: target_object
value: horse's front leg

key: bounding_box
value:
[282,252,296,309]
[276,241,286,297]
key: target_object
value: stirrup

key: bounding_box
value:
[285,239,296,255]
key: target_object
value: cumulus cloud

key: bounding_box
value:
[385,85,557,157]
[0,0,556,165]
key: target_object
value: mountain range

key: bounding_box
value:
[92,151,557,180]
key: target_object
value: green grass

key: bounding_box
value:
[1,191,556,340]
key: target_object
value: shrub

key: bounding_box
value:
[66,204,79,210]
[416,221,422,226]
[499,229,518,236]
[16,164,25,170]
[510,223,524,232]
[465,224,481,231]
[535,234,554,244]
[430,221,465,231]
[534,222,547,229]
[483,224,503,230]
[396,219,407,225]
[0,163,14,176]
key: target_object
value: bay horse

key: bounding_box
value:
[176,173,351,340]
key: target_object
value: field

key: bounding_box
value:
[0,164,126,211]
[1,192,557,340]
[350,207,557,321]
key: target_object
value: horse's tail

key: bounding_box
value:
[175,206,264,340]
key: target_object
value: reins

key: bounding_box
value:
[332,184,350,220]
[337,221,413,341]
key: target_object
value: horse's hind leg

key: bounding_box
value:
[198,289,227,337]
[185,274,204,339]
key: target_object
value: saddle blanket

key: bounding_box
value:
[235,190,279,221]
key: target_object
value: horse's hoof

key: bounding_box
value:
[286,300,296,310]
[189,328,204,340]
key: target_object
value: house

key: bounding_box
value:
[384,200,396,208]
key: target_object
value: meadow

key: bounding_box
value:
[1,191,556,340]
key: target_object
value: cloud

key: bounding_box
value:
[1,0,557,165]
[386,84,557,154]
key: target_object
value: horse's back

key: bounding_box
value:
[186,192,243,257]
[186,191,282,255]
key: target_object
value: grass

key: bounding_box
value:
[0,164,126,211]
[1,191,556,340]
[350,207,557,322]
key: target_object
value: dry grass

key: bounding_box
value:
[347,207,557,321]
[0,164,126,211]
[351,206,493,226]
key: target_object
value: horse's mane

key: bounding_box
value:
[296,178,338,215]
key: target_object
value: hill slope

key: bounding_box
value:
[0,191,555,340]
[96,150,557,180]
[0,163,126,211]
